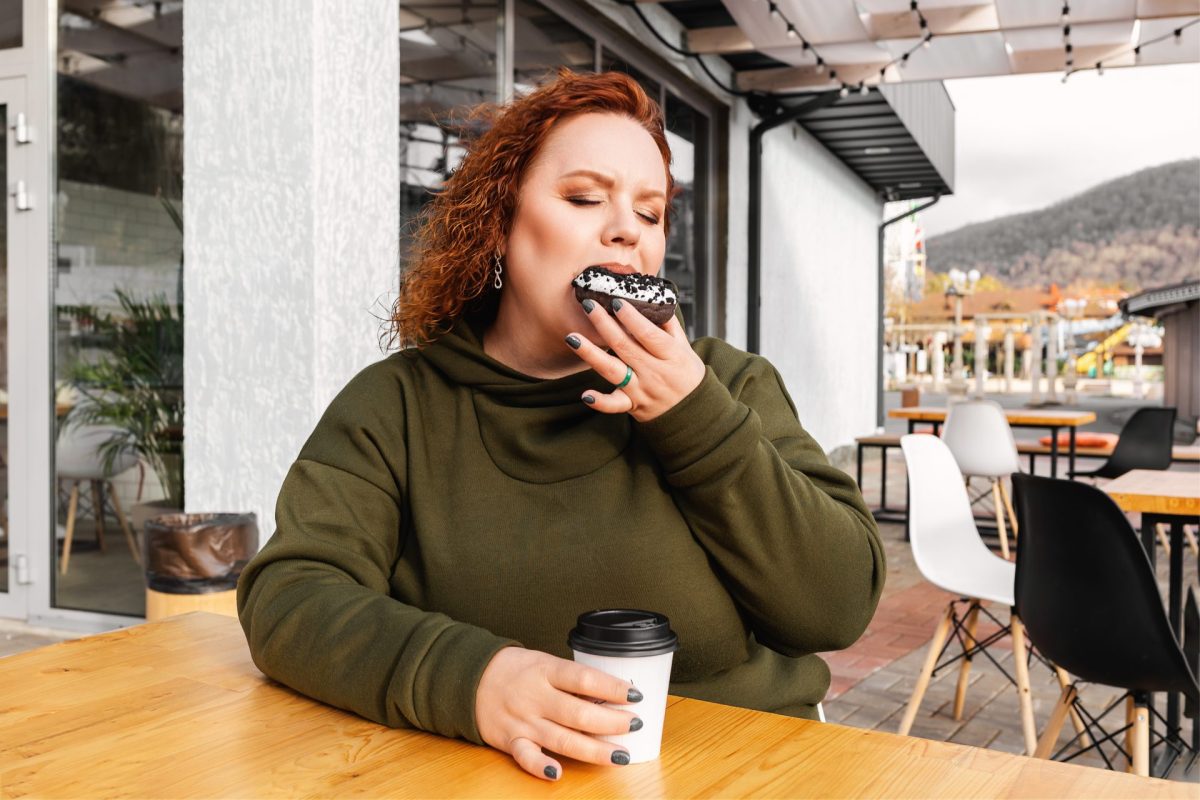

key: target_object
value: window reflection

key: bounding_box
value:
[54,0,184,617]
[400,2,498,264]
[514,0,594,91]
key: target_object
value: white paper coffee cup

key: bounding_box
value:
[568,609,679,764]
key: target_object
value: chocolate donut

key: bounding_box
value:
[572,266,679,326]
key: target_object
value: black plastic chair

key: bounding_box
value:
[1068,407,1176,480]
[1012,473,1199,776]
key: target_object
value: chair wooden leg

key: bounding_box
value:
[998,478,1019,538]
[1131,698,1150,777]
[1185,525,1199,557]
[954,601,981,721]
[1053,666,1090,748]
[1155,523,1171,559]
[91,480,107,552]
[899,602,955,736]
[107,481,141,567]
[1125,695,1135,773]
[61,482,80,575]
[1035,684,1077,759]
[991,481,1011,560]
[1009,613,1038,756]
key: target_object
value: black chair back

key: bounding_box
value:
[1012,473,1198,698]
[1095,407,1176,479]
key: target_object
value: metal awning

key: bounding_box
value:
[1120,280,1200,315]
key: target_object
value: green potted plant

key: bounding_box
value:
[63,288,184,513]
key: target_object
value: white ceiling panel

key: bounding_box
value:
[879,31,1014,78]
[779,0,872,43]
[996,0,1136,27]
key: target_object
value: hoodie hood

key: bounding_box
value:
[418,314,632,483]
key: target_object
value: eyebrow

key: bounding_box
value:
[559,169,667,201]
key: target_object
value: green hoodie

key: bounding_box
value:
[237,315,885,744]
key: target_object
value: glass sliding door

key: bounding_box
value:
[53,1,184,617]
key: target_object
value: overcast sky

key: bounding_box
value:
[919,63,1200,238]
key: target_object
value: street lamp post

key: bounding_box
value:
[944,268,979,399]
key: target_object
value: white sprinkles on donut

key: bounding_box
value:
[571,267,678,305]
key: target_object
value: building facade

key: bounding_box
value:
[0,1,952,630]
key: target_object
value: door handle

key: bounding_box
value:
[9,179,32,211]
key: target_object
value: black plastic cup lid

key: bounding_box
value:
[568,609,679,658]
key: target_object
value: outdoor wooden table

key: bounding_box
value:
[1104,469,1200,774]
[0,613,1190,798]
[889,406,1097,479]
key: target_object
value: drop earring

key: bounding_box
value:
[493,252,503,290]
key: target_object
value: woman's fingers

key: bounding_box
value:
[564,330,633,387]
[509,736,561,782]
[608,298,676,358]
[533,719,632,767]
[547,692,641,737]
[549,660,641,706]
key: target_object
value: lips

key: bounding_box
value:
[588,262,636,276]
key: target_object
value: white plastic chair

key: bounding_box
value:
[898,434,1074,756]
[941,400,1021,559]
[56,423,141,575]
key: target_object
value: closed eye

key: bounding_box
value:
[567,196,660,225]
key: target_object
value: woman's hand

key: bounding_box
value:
[565,298,706,422]
[475,646,644,781]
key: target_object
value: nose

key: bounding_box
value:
[601,203,641,251]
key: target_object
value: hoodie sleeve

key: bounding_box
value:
[236,361,517,744]
[634,349,885,656]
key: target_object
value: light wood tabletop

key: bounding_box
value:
[1103,469,1200,517]
[0,613,1191,798]
[888,406,1097,426]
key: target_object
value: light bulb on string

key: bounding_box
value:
[1062,4,1070,24]
[787,24,798,39]
[768,2,781,20]
[900,52,909,68]
[816,58,826,74]
[1096,62,1103,75]
[801,40,810,51]
[923,33,933,49]
[839,85,850,98]
[1174,28,1183,44]
[859,83,870,96]
[1062,25,1070,42]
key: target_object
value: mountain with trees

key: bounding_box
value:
[926,159,1199,290]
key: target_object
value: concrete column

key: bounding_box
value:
[1045,318,1060,404]
[973,317,987,398]
[1003,327,1015,393]
[932,331,946,391]
[185,0,400,534]
[1029,319,1043,405]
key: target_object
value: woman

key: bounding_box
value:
[237,69,885,782]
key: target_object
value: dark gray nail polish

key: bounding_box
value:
[611,751,630,766]
[612,298,624,312]
[544,765,558,780]
[565,334,582,349]
[627,687,643,703]
[582,394,596,406]
[582,298,596,313]
[629,717,643,732]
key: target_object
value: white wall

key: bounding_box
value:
[184,1,399,536]
[759,125,882,451]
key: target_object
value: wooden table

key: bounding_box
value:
[1104,469,1200,772]
[0,613,1191,798]
[889,406,1097,479]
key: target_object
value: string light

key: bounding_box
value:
[1065,17,1198,80]
[859,83,870,95]
[922,33,933,48]
[839,85,850,98]
[1061,3,1070,24]
[786,23,798,40]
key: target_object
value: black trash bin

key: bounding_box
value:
[143,512,257,621]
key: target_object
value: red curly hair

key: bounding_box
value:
[390,69,676,347]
